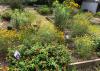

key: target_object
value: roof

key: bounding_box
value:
[84,0,100,2]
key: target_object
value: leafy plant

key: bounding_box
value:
[75,35,95,59]
[7,43,71,71]
[54,3,71,30]
[88,25,100,52]
[10,9,35,30]
[37,5,52,15]
[96,12,100,17]
[71,13,90,37]
[1,9,12,21]
[93,36,100,52]
[35,24,63,45]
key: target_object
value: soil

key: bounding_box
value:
[0,21,9,29]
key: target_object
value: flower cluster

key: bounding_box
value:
[63,1,80,9]
[0,30,20,40]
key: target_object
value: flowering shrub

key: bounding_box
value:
[0,30,20,56]
[0,30,19,39]
[63,0,80,9]
[75,35,95,59]
[88,25,100,52]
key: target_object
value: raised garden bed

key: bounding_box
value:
[68,58,100,71]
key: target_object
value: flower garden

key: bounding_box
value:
[0,0,100,71]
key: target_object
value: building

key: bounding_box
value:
[76,0,100,13]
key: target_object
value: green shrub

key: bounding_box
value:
[37,5,52,15]
[54,3,71,30]
[1,10,12,21]
[1,9,35,30]
[36,30,56,44]
[96,12,100,17]
[93,36,100,52]
[71,13,90,37]
[0,38,8,54]
[75,35,95,59]
[88,25,100,52]
[10,9,35,30]
[7,44,71,71]
[8,0,23,10]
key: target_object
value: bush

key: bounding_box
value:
[1,10,12,21]
[54,3,71,30]
[7,44,71,71]
[88,25,100,52]
[93,36,100,52]
[0,30,20,47]
[96,12,100,17]
[10,0,25,10]
[0,30,20,59]
[0,9,35,30]
[10,9,35,30]
[71,13,90,37]
[75,35,95,59]
[37,5,52,15]
[0,38,8,54]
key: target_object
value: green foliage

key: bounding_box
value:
[93,36,100,52]
[7,43,71,70]
[0,9,35,31]
[10,9,35,30]
[96,12,100,17]
[1,10,12,20]
[54,3,71,30]
[88,25,100,52]
[75,35,95,59]
[34,24,63,45]
[71,13,90,37]
[9,0,23,10]
[0,38,8,53]
[37,5,52,15]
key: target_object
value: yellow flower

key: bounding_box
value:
[0,30,20,40]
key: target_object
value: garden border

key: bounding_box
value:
[68,58,100,71]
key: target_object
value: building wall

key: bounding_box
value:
[81,1,98,13]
